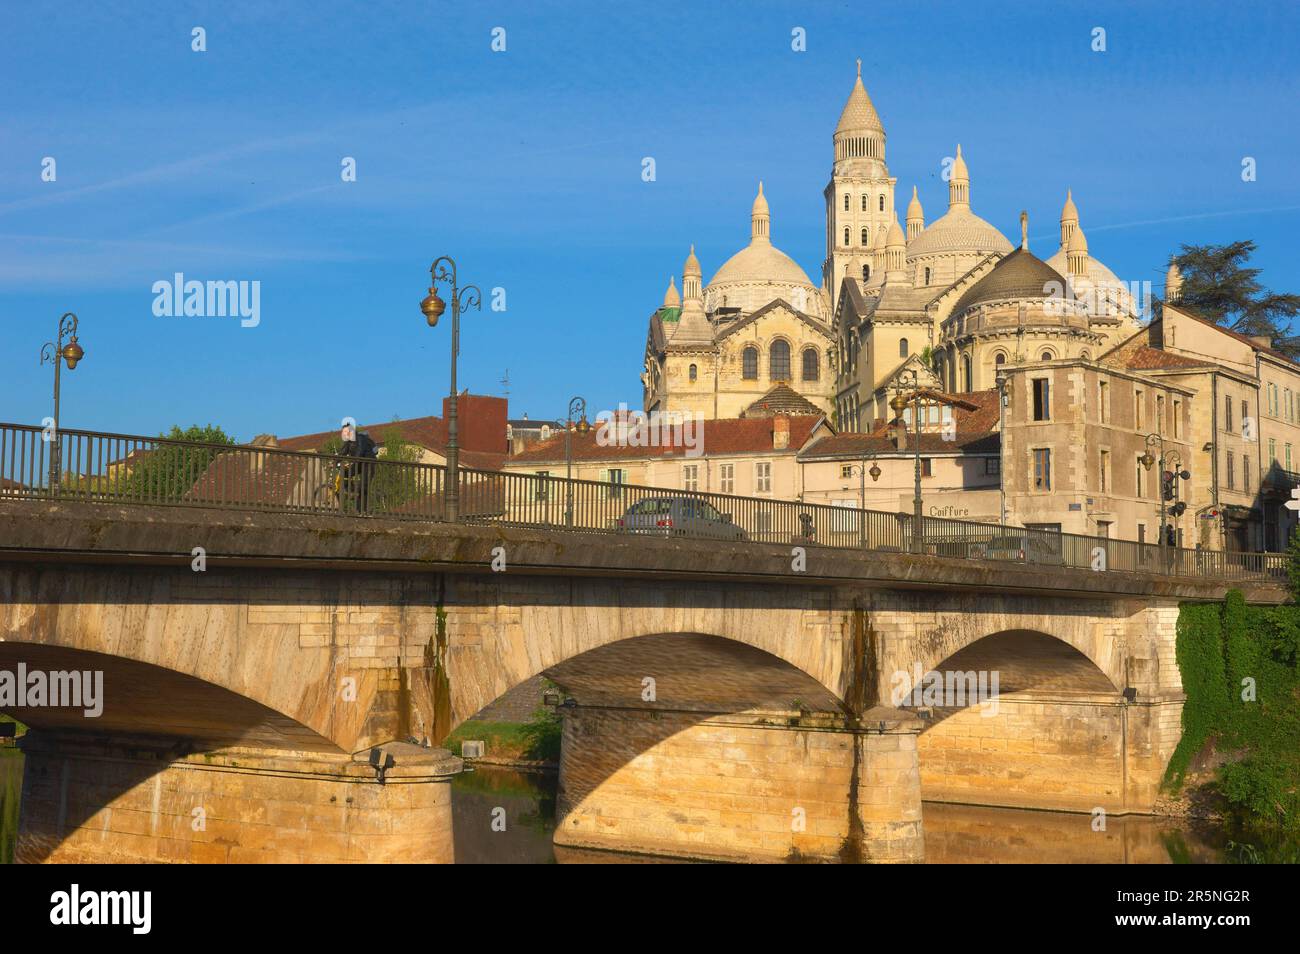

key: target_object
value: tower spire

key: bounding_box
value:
[1059,189,1079,249]
[750,180,771,245]
[906,185,924,241]
[948,144,969,208]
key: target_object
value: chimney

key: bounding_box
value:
[772,415,790,451]
[441,394,508,454]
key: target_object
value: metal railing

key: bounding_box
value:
[0,422,1286,582]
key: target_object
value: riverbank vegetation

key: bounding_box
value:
[441,704,562,766]
[1166,589,1300,836]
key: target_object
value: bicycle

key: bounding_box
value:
[312,458,386,514]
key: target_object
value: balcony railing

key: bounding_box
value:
[0,422,1286,582]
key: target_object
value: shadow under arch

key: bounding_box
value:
[905,629,1121,729]
[463,632,853,860]
[1,642,340,863]
[906,629,1130,815]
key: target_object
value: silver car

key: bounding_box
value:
[968,533,1064,565]
[615,497,748,541]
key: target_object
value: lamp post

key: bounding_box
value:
[995,370,1008,528]
[890,368,924,553]
[843,455,882,547]
[38,312,86,489]
[561,396,589,527]
[420,257,481,523]
[1140,432,1188,550]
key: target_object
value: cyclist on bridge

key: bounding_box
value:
[338,422,378,511]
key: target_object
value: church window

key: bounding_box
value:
[843,194,850,212]
[843,228,850,246]
[742,346,759,380]
[963,354,973,391]
[862,264,871,282]
[994,352,1006,366]
[860,228,869,246]
[861,194,868,211]
[1041,350,1053,361]
[879,195,885,212]
[689,363,697,382]
[924,267,931,285]
[899,338,909,358]
[770,340,791,381]
[802,348,819,381]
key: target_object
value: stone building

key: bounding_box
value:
[640,61,1142,431]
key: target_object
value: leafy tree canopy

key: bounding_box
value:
[1174,241,1300,357]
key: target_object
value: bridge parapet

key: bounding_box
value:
[0,421,1286,590]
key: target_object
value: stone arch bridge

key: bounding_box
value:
[0,500,1285,863]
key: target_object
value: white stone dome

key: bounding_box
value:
[1044,248,1138,317]
[906,206,1012,260]
[703,184,826,319]
[705,244,824,318]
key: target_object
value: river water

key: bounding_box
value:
[4,752,1288,864]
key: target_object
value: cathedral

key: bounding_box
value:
[642,61,1142,428]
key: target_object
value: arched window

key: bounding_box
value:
[861,194,868,211]
[688,363,697,382]
[994,352,1007,366]
[879,195,886,212]
[802,347,819,381]
[843,194,850,212]
[843,228,850,246]
[963,354,973,391]
[860,228,869,246]
[899,338,909,358]
[742,346,758,380]
[862,264,870,282]
[1041,350,1053,362]
[924,267,931,285]
[1080,350,1090,361]
[770,340,791,381]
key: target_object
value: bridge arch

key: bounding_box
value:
[444,577,851,734]
[906,627,1132,813]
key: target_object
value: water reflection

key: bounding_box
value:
[2,757,1294,864]
[449,766,1294,864]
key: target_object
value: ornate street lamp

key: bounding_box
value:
[995,370,1009,527]
[558,396,589,527]
[843,454,881,547]
[38,312,86,489]
[420,257,481,522]
[1140,432,1189,550]
[890,368,924,553]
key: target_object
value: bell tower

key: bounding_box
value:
[823,60,896,301]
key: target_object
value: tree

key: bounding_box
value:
[121,424,235,502]
[1174,241,1300,357]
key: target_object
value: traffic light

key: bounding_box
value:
[1171,501,1187,517]
[1161,470,1176,501]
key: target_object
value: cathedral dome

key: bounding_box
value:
[705,244,823,316]
[906,205,1013,260]
[951,247,1066,315]
[1044,248,1137,315]
[704,183,825,318]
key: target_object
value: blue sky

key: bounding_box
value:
[3,0,1299,440]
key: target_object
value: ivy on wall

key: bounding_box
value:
[1166,584,1300,833]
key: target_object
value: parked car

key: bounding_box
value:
[615,496,748,541]
[967,533,1064,565]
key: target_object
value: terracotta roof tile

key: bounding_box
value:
[508,415,827,464]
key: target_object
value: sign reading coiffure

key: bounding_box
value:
[899,492,999,523]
